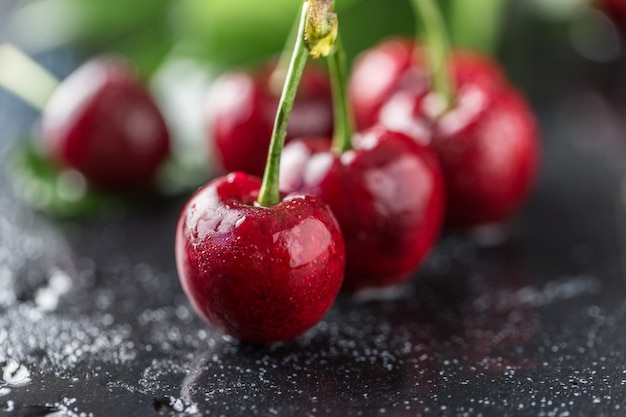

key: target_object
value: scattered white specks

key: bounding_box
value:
[1,360,31,387]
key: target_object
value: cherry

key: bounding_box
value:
[350,0,540,230]
[348,37,506,131]
[206,63,333,177]
[40,57,170,190]
[175,173,344,343]
[426,85,539,228]
[279,3,445,293]
[175,1,345,343]
[280,126,445,293]
[375,76,539,229]
[598,0,626,23]
[373,50,539,228]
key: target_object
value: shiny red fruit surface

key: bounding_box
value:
[206,64,333,177]
[349,37,506,131]
[431,86,539,228]
[599,0,626,23]
[41,57,170,190]
[280,127,445,293]
[377,76,539,229]
[354,38,540,229]
[175,172,345,344]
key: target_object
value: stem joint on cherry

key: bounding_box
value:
[257,0,342,208]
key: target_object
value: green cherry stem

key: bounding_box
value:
[0,43,60,110]
[329,35,354,154]
[257,2,310,207]
[410,0,455,112]
[269,2,304,96]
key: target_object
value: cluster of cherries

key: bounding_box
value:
[21,0,617,202]
[2,0,539,344]
[175,0,539,344]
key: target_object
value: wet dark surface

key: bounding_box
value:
[1,98,626,417]
[2,28,626,417]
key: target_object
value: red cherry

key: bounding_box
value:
[206,64,333,177]
[280,126,445,293]
[348,38,421,131]
[40,57,170,190]
[598,0,626,23]
[349,37,506,131]
[429,86,539,228]
[354,38,540,229]
[175,172,345,343]
[375,71,539,229]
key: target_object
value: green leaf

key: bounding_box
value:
[9,142,122,218]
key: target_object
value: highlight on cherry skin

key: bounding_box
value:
[40,56,171,191]
[349,37,540,230]
[206,63,333,177]
[427,85,539,228]
[348,37,507,132]
[174,172,346,344]
[279,126,445,293]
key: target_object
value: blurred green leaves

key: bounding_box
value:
[172,0,301,67]
[10,142,120,218]
[8,0,507,74]
[10,140,209,218]
[445,0,506,53]
[9,0,171,45]
[9,0,174,75]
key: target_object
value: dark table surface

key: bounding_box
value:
[2,13,626,417]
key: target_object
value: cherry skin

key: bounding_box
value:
[206,64,333,177]
[598,0,626,24]
[40,57,170,190]
[348,37,506,131]
[175,172,345,344]
[351,38,540,229]
[375,71,539,229]
[428,86,539,228]
[279,126,445,293]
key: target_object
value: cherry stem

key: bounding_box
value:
[0,43,60,111]
[269,2,304,96]
[410,0,455,112]
[257,2,310,207]
[329,35,354,154]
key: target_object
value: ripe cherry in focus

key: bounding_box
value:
[175,173,345,343]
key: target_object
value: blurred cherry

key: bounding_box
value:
[351,33,539,229]
[349,37,506,132]
[598,0,626,24]
[41,57,170,190]
[206,63,333,176]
